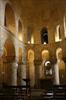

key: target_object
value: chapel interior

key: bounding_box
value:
[0,0,66,99]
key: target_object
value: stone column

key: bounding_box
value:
[0,0,5,55]
[60,23,64,40]
[0,0,5,60]
[39,60,45,79]
[35,60,41,88]
[0,34,4,86]
[0,0,5,26]
[0,0,5,84]
[0,55,3,85]
[13,15,19,86]
[11,61,18,86]
[17,63,22,85]
[15,45,27,86]
[17,61,26,86]
[54,60,60,85]
[21,63,26,86]
[54,48,65,85]
[0,0,6,86]
[20,46,27,86]
[29,61,35,87]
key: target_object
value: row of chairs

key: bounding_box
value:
[0,84,66,100]
[41,85,66,100]
[0,85,31,100]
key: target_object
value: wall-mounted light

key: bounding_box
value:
[31,35,34,44]
[28,41,30,44]
[43,42,47,45]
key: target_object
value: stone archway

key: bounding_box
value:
[4,39,15,59]
[42,50,49,61]
[40,50,49,78]
[28,49,35,87]
[28,49,34,62]
[2,39,16,85]
[5,3,16,34]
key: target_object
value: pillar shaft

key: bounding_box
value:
[17,63,26,86]
[0,0,5,26]
[29,61,35,87]
[11,61,18,86]
[20,46,27,86]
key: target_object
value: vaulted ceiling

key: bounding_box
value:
[9,0,66,28]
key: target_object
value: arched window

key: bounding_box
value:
[18,20,22,41]
[27,26,32,44]
[5,4,16,34]
[64,16,66,38]
[41,27,48,44]
[3,39,15,85]
[28,49,34,62]
[55,25,62,42]
[42,50,49,60]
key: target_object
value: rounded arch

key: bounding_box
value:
[2,39,15,85]
[41,27,48,44]
[28,49,34,62]
[56,47,63,60]
[55,25,62,42]
[42,50,49,60]
[18,47,22,63]
[4,39,15,61]
[5,3,16,34]
[18,20,22,41]
[64,16,66,38]
[28,49,35,87]
[3,47,7,57]
[56,47,65,70]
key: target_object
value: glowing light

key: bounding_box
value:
[43,42,47,45]
[31,35,34,44]
[18,33,23,41]
[55,25,62,42]
[64,16,66,38]
[28,41,30,44]
[42,50,49,60]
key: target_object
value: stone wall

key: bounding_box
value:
[26,39,66,61]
